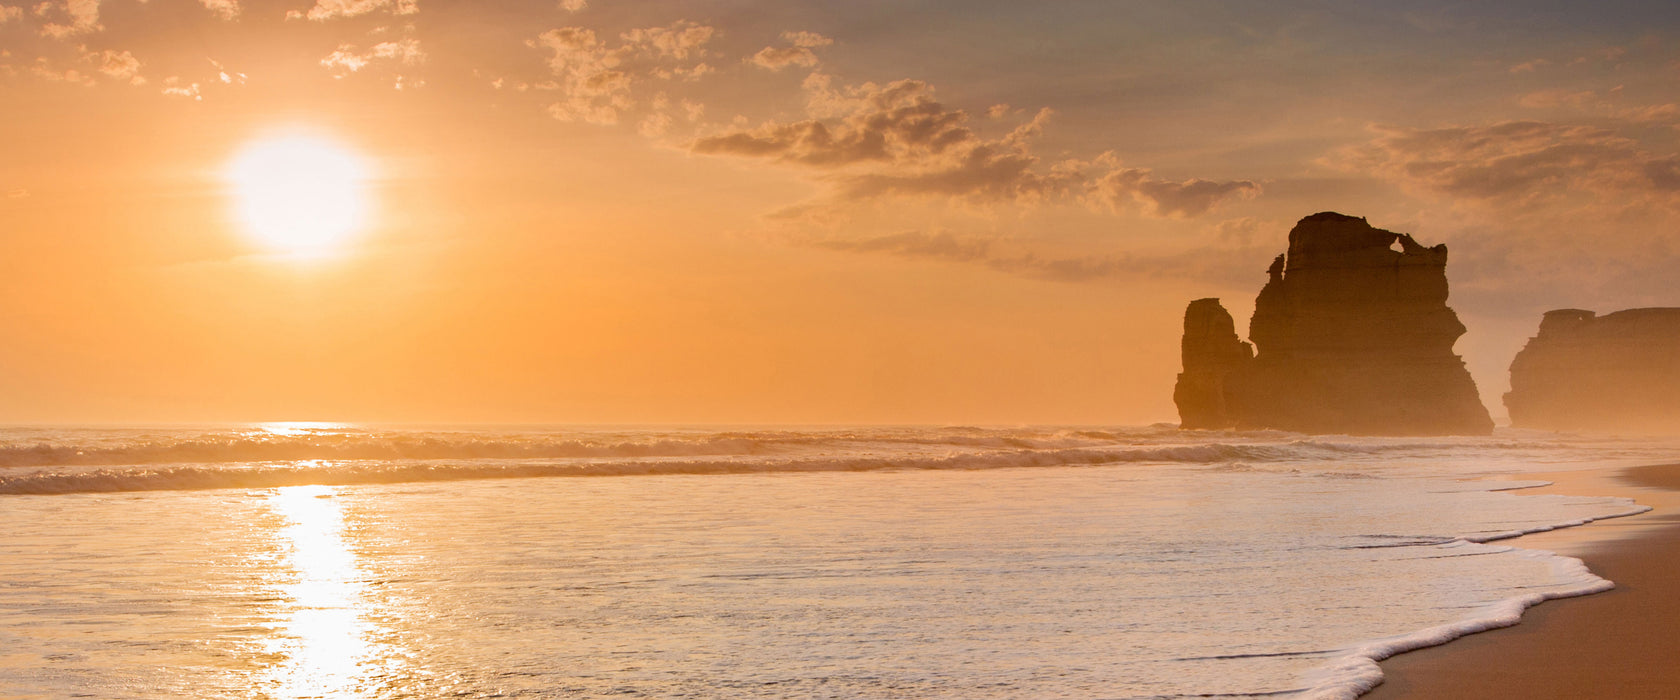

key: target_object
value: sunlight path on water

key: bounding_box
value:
[266,485,381,699]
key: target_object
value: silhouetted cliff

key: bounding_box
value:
[1505,308,1680,433]
[1174,212,1493,435]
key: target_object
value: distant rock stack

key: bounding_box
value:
[1174,212,1494,435]
[1505,308,1680,433]
[1173,299,1253,429]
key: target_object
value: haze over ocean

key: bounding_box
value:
[2,424,1674,698]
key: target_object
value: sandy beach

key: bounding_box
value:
[1368,463,1680,700]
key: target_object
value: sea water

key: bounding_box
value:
[0,425,1672,699]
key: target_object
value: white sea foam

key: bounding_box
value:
[1299,505,1650,700]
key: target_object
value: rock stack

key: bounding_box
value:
[1505,308,1680,433]
[1174,212,1493,435]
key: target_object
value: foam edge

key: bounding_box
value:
[1298,501,1653,700]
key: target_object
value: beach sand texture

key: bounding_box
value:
[1370,463,1680,700]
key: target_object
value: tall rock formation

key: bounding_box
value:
[1505,308,1680,433]
[1174,212,1494,435]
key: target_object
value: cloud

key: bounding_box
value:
[1569,46,1627,66]
[558,0,585,11]
[1337,121,1680,205]
[1330,119,1680,315]
[1517,89,1598,109]
[320,36,425,78]
[836,125,1088,206]
[532,27,630,123]
[198,0,238,20]
[209,58,246,85]
[1212,217,1265,244]
[30,60,95,86]
[693,75,1257,217]
[298,0,417,21]
[693,78,979,167]
[1090,167,1260,219]
[91,48,143,85]
[749,31,832,71]
[782,31,832,49]
[530,20,716,125]
[37,0,101,39]
[0,5,22,23]
[23,47,149,87]
[1617,102,1680,125]
[749,46,819,71]
[621,21,713,60]
[1509,84,1680,128]
[160,76,200,100]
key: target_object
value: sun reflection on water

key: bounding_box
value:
[267,484,377,699]
[257,422,353,437]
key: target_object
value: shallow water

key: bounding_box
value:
[0,426,1670,699]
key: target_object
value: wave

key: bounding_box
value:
[0,428,1170,468]
[0,441,1394,494]
[0,425,1615,495]
[0,425,1576,471]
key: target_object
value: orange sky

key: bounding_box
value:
[1,0,1678,424]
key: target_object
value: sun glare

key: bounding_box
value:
[227,134,371,256]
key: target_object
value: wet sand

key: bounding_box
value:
[1366,463,1680,700]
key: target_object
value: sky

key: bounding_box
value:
[0,0,1677,424]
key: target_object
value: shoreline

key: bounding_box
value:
[1363,462,1680,700]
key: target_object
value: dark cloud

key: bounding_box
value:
[838,144,1080,205]
[1644,156,1680,191]
[694,77,1257,217]
[691,78,973,167]
[1091,168,1260,219]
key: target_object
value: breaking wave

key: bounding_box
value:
[2,443,1312,494]
[0,425,1603,495]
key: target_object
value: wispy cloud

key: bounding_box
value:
[321,36,425,78]
[36,0,101,39]
[160,76,200,100]
[804,229,1274,284]
[199,0,238,20]
[1331,116,1680,314]
[1338,120,1679,205]
[748,31,832,71]
[1090,166,1260,219]
[91,48,143,85]
[529,20,716,125]
[294,0,418,21]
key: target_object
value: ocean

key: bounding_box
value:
[0,424,1671,699]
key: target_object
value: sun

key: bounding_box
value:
[227,134,372,255]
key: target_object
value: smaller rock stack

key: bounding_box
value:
[1173,299,1252,430]
[1505,308,1680,433]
